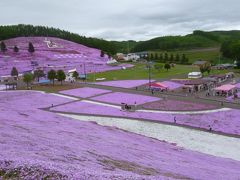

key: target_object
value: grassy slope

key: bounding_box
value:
[149,47,233,64]
[87,62,236,81]
[87,63,199,81]
[88,64,189,81]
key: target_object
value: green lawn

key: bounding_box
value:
[87,63,199,81]
[87,62,237,81]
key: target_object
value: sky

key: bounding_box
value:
[0,0,240,41]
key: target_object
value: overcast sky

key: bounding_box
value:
[0,0,240,41]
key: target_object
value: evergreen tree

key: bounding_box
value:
[100,50,105,57]
[13,45,19,53]
[181,54,186,64]
[33,69,45,82]
[184,57,189,64]
[11,67,18,77]
[175,54,180,63]
[150,53,154,60]
[72,71,79,79]
[28,42,35,54]
[164,53,168,62]
[56,70,66,85]
[23,73,33,88]
[164,63,171,71]
[47,69,56,85]
[159,53,163,61]
[0,41,7,53]
[170,54,174,62]
[200,65,205,75]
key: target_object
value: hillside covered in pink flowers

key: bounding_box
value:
[0,37,130,76]
[1,91,240,179]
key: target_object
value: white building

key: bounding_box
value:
[65,68,77,82]
[124,53,140,61]
[116,53,140,61]
[107,58,118,65]
[188,72,202,79]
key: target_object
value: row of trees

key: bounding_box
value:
[22,69,67,88]
[149,53,189,64]
[11,68,46,83]
[10,67,80,88]
[1,41,35,54]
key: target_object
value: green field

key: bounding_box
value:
[149,47,233,64]
[87,63,198,81]
[87,62,236,82]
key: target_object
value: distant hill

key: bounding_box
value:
[132,30,240,52]
[1,25,240,54]
[110,40,138,53]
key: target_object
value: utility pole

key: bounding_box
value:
[83,62,86,82]
[145,54,151,90]
[219,54,221,65]
[93,64,96,82]
[148,61,151,90]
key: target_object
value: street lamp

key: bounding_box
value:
[143,54,152,90]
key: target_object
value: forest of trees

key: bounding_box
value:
[221,40,240,59]
[131,33,220,52]
[220,40,240,67]
[149,52,189,64]
[132,30,240,52]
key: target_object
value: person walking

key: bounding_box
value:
[134,101,137,110]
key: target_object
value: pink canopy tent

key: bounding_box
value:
[147,82,168,90]
[155,82,168,88]
[214,84,236,91]
[160,81,183,90]
[214,84,236,97]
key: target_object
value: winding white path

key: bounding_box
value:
[50,93,79,100]
[59,114,240,161]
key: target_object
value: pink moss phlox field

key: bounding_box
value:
[0,37,133,76]
[95,79,154,88]
[226,92,240,101]
[0,91,73,109]
[143,99,217,111]
[52,101,240,136]
[59,87,112,98]
[1,91,240,179]
[91,92,160,105]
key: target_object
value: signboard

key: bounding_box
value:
[79,74,87,80]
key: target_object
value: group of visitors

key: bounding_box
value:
[121,103,132,111]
